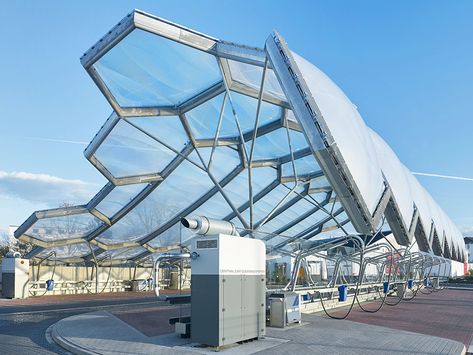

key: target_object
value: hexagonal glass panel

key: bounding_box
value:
[98,247,147,261]
[147,222,193,249]
[281,154,321,178]
[219,167,278,215]
[126,115,190,152]
[26,213,102,242]
[195,146,241,181]
[185,91,282,139]
[227,59,286,102]
[238,184,296,224]
[245,128,308,161]
[95,152,214,245]
[36,243,97,260]
[93,29,222,108]
[257,197,321,236]
[95,183,148,218]
[93,119,177,179]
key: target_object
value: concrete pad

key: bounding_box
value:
[52,311,191,355]
[173,337,289,354]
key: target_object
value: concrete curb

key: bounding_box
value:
[52,319,98,355]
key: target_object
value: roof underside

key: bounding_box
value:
[15,10,466,264]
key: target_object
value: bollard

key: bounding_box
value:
[147,277,154,289]
[383,281,390,294]
[46,279,54,291]
[407,279,413,289]
[338,284,348,302]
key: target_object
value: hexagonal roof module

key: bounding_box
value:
[14,9,465,264]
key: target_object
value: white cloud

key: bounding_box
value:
[0,170,97,207]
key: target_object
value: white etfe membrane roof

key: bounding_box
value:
[291,52,385,214]
[287,48,463,255]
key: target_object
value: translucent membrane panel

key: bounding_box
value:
[96,183,148,218]
[309,229,347,241]
[126,115,189,153]
[265,208,330,248]
[302,192,330,205]
[237,184,295,225]
[227,59,286,102]
[99,247,146,261]
[327,201,344,214]
[321,212,348,230]
[148,170,280,248]
[148,191,245,249]
[281,154,321,178]
[246,128,308,161]
[36,243,95,260]
[140,249,190,264]
[220,167,277,214]
[94,119,176,178]
[257,198,319,235]
[191,192,234,220]
[93,29,221,108]
[147,222,194,249]
[26,213,102,242]
[146,170,278,249]
[185,91,282,139]
[195,146,241,181]
[309,176,331,191]
[96,152,213,245]
[286,110,299,125]
[309,176,332,194]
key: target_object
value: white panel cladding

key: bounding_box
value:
[291,52,385,214]
[191,234,265,276]
[368,128,464,255]
[369,129,413,227]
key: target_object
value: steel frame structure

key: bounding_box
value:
[14,10,466,266]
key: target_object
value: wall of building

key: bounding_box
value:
[466,242,473,263]
[0,261,191,297]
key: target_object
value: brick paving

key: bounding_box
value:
[113,304,191,337]
[1,288,470,354]
[0,290,179,307]
[331,288,473,346]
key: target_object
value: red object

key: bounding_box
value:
[464,262,468,275]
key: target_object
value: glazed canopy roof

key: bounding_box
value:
[15,10,466,264]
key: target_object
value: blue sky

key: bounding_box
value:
[1,1,472,237]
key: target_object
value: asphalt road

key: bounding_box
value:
[0,293,161,354]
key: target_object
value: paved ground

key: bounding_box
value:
[0,291,162,354]
[113,304,191,337]
[331,288,473,347]
[0,288,471,354]
[51,309,465,354]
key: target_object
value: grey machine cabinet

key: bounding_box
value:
[1,257,29,299]
[191,234,266,348]
[268,291,301,328]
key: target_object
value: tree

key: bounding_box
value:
[0,229,33,260]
